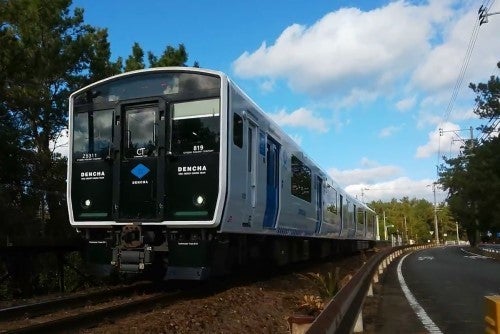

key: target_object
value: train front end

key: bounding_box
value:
[67,68,226,279]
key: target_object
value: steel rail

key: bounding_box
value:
[3,291,180,334]
[0,281,153,321]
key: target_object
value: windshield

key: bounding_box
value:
[74,72,220,106]
[124,105,157,158]
[171,98,220,155]
[73,109,113,161]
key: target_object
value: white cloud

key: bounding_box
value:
[268,107,328,133]
[328,158,447,203]
[360,157,379,168]
[379,125,401,138]
[346,177,447,203]
[396,96,416,112]
[232,1,447,102]
[259,79,275,93]
[328,161,401,187]
[232,0,500,120]
[411,4,500,94]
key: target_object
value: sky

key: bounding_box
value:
[68,0,500,204]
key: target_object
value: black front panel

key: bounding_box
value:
[119,157,157,219]
[72,161,112,220]
[117,104,162,221]
[71,108,113,220]
[163,98,220,221]
[166,153,219,220]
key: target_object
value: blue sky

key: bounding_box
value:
[69,0,500,203]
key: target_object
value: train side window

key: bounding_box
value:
[357,208,365,226]
[325,184,338,214]
[247,127,253,172]
[291,155,311,202]
[233,113,243,148]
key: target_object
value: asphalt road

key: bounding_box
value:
[400,246,500,333]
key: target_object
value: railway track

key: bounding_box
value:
[0,282,180,333]
[1,250,378,333]
[1,276,244,333]
[0,262,312,333]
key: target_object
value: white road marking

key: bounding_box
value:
[460,248,491,259]
[418,256,434,261]
[397,253,443,334]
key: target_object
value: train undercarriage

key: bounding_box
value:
[82,225,374,281]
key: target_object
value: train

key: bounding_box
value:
[67,67,377,280]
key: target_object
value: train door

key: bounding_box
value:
[115,101,165,220]
[339,194,344,235]
[247,122,257,210]
[263,136,280,229]
[315,176,323,233]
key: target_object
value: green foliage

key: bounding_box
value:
[299,267,341,298]
[1,0,105,239]
[368,198,447,243]
[0,0,197,299]
[124,42,146,71]
[87,28,123,81]
[148,44,188,67]
[439,61,500,246]
[123,42,190,72]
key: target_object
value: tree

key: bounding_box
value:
[148,44,188,67]
[368,198,436,244]
[122,42,192,72]
[439,61,500,246]
[469,62,500,135]
[87,28,123,81]
[0,0,119,238]
[124,42,145,71]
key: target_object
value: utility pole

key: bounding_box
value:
[404,216,408,244]
[383,211,387,240]
[439,126,475,152]
[433,183,439,245]
[478,5,500,25]
[376,215,380,241]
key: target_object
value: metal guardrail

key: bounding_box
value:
[306,244,431,333]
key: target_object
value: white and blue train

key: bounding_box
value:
[67,67,377,280]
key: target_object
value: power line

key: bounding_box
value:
[437,0,496,176]
[478,117,500,142]
[442,6,483,123]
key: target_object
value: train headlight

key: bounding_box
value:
[193,195,205,207]
[81,199,92,209]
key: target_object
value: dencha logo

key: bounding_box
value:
[177,165,207,176]
[80,171,105,181]
[131,164,150,179]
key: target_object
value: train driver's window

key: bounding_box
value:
[73,109,113,161]
[233,113,243,148]
[171,98,220,155]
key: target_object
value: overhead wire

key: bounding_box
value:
[478,117,500,142]
[442,3,485,123]
[436,0,495,174]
